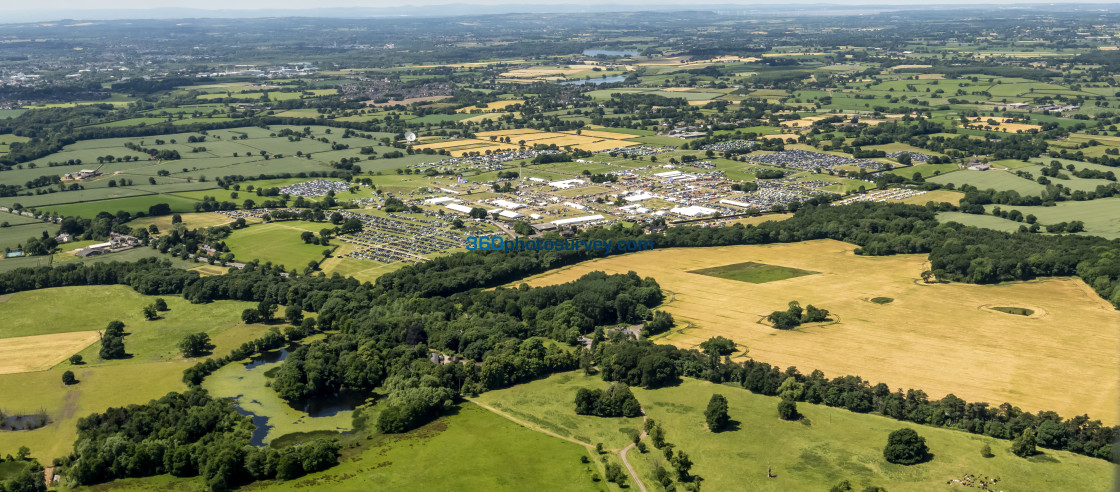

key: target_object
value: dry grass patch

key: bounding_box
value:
[520,240,1120,422]
[0,331,100,374]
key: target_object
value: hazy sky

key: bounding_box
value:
[3,0,1116,9]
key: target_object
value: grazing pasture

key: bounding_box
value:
[519,240,1120,422]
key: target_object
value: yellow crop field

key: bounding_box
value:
[0,331,101,374]
[500,68,585,78]
[520,240,1120,423]
[476,129,545,137]
[457,99,525,113]
[965,117,1041,133]
[561,130,641,140]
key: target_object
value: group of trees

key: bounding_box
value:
[574,383,642,417]
[766,300,830,330]
[61,389,339,491]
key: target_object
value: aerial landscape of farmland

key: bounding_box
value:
[0,1,1117,491]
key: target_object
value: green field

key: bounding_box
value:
[927,169,1046,194]
[75,403,606,492]
[984,198,1120,239]
[0,285,265,460]
[224,221,333,268]
[627,378,1118,491]
[936,211,1024,233]
[688,261,819,284]
[475,371,644,452]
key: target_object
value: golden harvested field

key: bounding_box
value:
[476,128,544,137]
[899,190,964,206]
[965,117,1041,133]
[520,240,1120,423]
[500,67,585,78]
[566,129,641,140]
[456,99,525,113]
[0,331,100,374]
[432,129,640,155]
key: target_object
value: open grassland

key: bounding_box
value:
[627,378,1118,492]
[41,194,200,218]
[984,198,1120,239]
[475,371,644,451]
[223,221,332,269]
[0,285,266,460]
[127,211,242,232]
[936,212,1023,233]
[519,240,1120,422]
[0,331,100,374]
[927,169,1046,194]
[88,403,606,492]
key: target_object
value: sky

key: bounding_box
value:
[0,0,1114,20]
[2,0,1115,8]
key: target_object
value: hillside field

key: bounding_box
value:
[519,240,1120,423]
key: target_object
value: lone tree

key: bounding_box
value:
[69,354,83,365]
[778,398,799,421]
[62,370,76,385]
[1011,428,1037,458]
[143,304,159,320]
[154,298,169,311]
[883,428,930,465]
[705,394,730,431]
[241,308,261,324]
[178,332,215,358]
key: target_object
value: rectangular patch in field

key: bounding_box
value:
[0,331,101,374]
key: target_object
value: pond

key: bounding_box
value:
[559,76,626,86]
[584,49,640,57]
[204,345,370,446]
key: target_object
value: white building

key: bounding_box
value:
[424,196,459,205]
[719,199,754,208]
[492,199,525,210]
[499,210,524,219]
[445,203,474,214]
[670,205,718,217]
[549,179,585,189]
[552,214,605,226]
[563,202,588,211]
[624,192,655,202]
